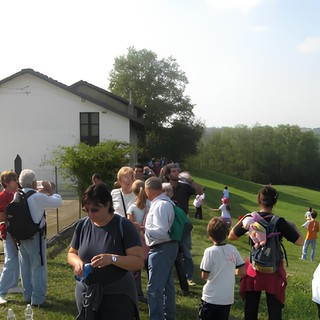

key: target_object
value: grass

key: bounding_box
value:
[1,169,319,319]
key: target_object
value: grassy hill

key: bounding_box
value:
[1,169,319,319]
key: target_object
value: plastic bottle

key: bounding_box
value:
[25,303,34,320]
[6,308,16,320]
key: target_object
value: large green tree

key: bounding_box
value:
[108,47,204,161]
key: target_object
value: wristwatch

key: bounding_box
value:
[111,255,117,263]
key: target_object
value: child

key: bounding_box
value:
[193,188,205,219]
[199,217,246,320]
[211,198,232,228]
[301,211,319,261]
[126,179,150,303]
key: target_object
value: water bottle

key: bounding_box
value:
[25,303,34,320]
[75,263,92,281]
[6,308,16,320]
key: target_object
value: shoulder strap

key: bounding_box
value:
[119,191,127,218]
[268,215,289,268]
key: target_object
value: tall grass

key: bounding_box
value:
[0,169,319,319]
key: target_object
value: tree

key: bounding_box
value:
[49,141,132,196]
[186,125,320,187]
[108,47,204,161]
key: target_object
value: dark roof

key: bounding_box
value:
[0,68,145,126]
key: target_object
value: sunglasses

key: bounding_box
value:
[82,205,103,213]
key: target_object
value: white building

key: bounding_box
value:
[0,68,145,191]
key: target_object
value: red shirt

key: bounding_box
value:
[0,190,14,213]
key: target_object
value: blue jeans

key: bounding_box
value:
[0,233,20,297]
[302,239,317,261]
[148,241,178,320]
[19,232,47,304]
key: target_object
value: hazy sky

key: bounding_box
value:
[1,0,319,128]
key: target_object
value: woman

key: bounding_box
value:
[126,179,150,302]
[68,183,144,320]
[228,185,304,320]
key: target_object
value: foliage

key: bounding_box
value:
[186,124,320,187]
[108,46,205,161]
[49,140,133,196]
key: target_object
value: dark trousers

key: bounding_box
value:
[195,206,203,219]
[199,300,231,320]
[174,247,189,292]
[316,303,320,319]
[245,291,283,320]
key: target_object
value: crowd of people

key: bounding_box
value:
[0,164,318,319]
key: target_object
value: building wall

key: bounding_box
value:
[0,73,130,183]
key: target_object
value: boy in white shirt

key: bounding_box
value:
[199,217,246,320]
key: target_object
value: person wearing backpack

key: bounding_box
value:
[144,177,178,320]
[17,169,62,307]
[0,171,19,305]
[228,186,304,320]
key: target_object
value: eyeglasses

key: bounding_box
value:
[82,206,103,213]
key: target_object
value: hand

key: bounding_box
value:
[0,222,6,240]
[39,181,53,195]
[74,262,83,277]
[91,254,109,268]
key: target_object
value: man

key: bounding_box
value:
[0,171,19,304]
[165,164,203,290]
[133,164,144,181]
[144,177,178,320]
[18,169,62,307]
[91,173,103,185]
[111,166,136,218]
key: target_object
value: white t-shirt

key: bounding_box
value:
[111,188,136,218]
[200,244,244,305]
[127,200,151,224]
[219,203,231,219]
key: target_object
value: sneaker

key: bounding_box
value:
[0,296,7,304]
[187,279,196,286]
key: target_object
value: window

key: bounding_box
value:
[80,112,99,146]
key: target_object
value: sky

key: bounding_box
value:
[1,0,319,128]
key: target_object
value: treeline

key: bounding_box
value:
[186,124,320,188]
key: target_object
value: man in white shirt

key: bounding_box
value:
[18,169,62,307]
[145,177,178,320]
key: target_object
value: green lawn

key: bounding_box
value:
[1,169,319,319]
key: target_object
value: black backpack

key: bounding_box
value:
[6,190,43,240]
[249,214,288,273]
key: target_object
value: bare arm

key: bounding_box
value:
[235,264,246,277]
[201,270,209,281]
[192,180,204,195]
[68,247,84,278]
[90,246,145,271]
[287,221,304,246]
